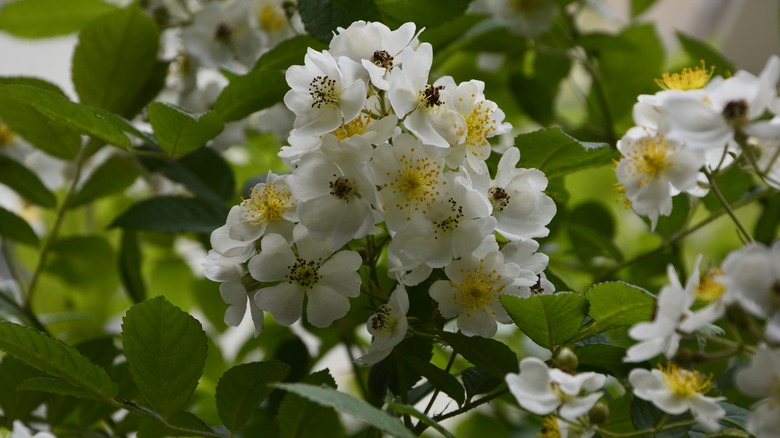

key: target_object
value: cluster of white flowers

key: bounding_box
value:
[615,56,780,228]
[205,20,557,365]
[622,239,780,433]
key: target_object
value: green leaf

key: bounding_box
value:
[631,397,689,438]
[514,128,615,179]
[676,32,735,77]
[216,361,290,433]
[702,166,753,213]
[438,331,518,379]
[460,367,501,403]
[119,230,146,304]
[46,235,117,289]
[72,3,161,118]
[278,370,343,438]
[137,411,219,438]
[0,155,55,208]
[0,357,48,422]
[405,357,464,406]
[573,282,656,342]
[277,383,415,438]
[17,377,100,400]
[251,34,328,71]
[502,293,589,350]
[510,50,572,126]
[375,0,471,29]
[214,68,288,122]
[387,401,456,438]
[69,154,139,208]
[574,344,638,378]
[0,207,39,247]
[653,195,691,239]
[0,84,131,147]
[122,296,208,418]
[0,0,116,38]
[755,191,780,244]
[631,0,657,17]
[147,103,223,157]
[110,196,229,234]
[0,321,118,398]
[298,0,380,43]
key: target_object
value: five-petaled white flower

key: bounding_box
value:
[356,284,409,365]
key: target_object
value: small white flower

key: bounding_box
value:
[203,249,252,283]
[506,357,606,420]
[10,421,55,438]
[181,0,262,68]
[735,346,780,437]
[248,232,362,328]
[220,280,265,336]
[284,48,368,136]
[356,285,409,365]
[629,364,725,432]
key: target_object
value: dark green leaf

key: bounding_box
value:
[298,0,380,43]
[17,377,100,400]
[568,224,624,262]
[438,331,518,379]
[119,230,146,304]
[148,103,224,157]
[574,344,638,378]
[0,84,131,147]
[122,296,208,418]
[631,397,689,438]
[502,293,589,350]
[277,382,415,438]
[72,3,161,118]
[0,356,48,422]
[460,367,501,403]
[375,0,471,29]
[755,191,780,244]
[653,195,691,239]
[514,128,616,179]
[0,155,56,208]
[510,50,571,126]
[676,32,735,77]
[0,0,115,38]
[137,411,218,438]
[216,361,290,433]
[0,207,39,247]
[46,235,117,288]
[0,321,118,398]
[214,68,288,122]
[110,196,229,234]
[277,370,343,438]
[702,166,753,213]
[69,154,139,208]
[405,357,464,406]
[387,401,456,438]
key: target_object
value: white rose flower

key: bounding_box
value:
[181,0,262,68]
[735,347,780,438]
[356,284,409,365]
[220,280,264,336]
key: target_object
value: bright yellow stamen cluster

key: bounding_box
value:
[538,415,561,438]
[258,3,286,31]
[656,61,714,91]
[241,181,293,227]
[465,100,496,155]
[452,259,505,315]
[383,148,443,220]
[0,121,16,146]
[697,269,726,302]
[660,363,713,398]
[333,114,370,140]
[623,134,672,188]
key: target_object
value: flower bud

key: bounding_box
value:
[554,347,578,373]
[588,401,610,426]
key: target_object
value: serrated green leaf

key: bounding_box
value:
[405,357,464,406]
[0,84,131,147]
[0,207,39,247]
[119,230,146,304]
[0,155,56,208]
[72,3,161,118]
[703,166,753,213]
[676,32,735,77]
[17,377,100,400]
[278,370,343,438]
[122,296,208,418]
[216,361,290,433]
[0,356,48,422]
[298,0,380,42]
[0,0,116,38]
[69,154,139,208]
[0,321,118,399]
[214,68,288,122]
[110,196,228,234]
[573,282,656,342]
[137,411,219,438]
[502,293,589,350]
[514,128,615,179]
[438,331,518,379]
[277,382,415,438]
[375,0,471,29]
[148,103,223,157]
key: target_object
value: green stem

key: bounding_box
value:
[0,239,47,332]
[431,386,509,423]
[596,419,698,437]
[110,399,226,438]
[703,168,753,243]
[421,350,457,416]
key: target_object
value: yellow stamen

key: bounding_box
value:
[0,121,16,146]
[621,133,672,188]
[696,269,726,302]
[656,61,714,91]
[241,181,294,227]
[465,100,497,156]
[659,363,712,398]
[258,3,286,31]
[451,259,505,315]
[332,114,370,140]
[537,415,561,438]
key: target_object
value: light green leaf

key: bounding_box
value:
[122,296,208,418]
[0,207,38,247]
[0,84,131,147]
[119,230,146,304]
[214,68,288,122]
[276,383,415,438]
[375,0,471,29]
[514,128,615,179]
[0,155,56,208]
[572,282,656,342]
[72,3,161,118]
[0,0,115,38]
[438,331,518,379]
[148,103,223,157]
[0,321,118,399]
[17,377,100,400]
[278,370,343,438]
[69,154,139,208]
[702,166,753,213]
[502,293,589,350]
[405,357,464,406]
[216,361,290,433]
[676,32,735,77]
[109,196,228,234]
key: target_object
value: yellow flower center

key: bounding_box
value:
[0,121,16,146]
[383,148,443,220]
[332,114,370,140]
[622,134,672,188]
[258,3,286,31]
[452,259,505,314]
[465,101,497,155]
[696,269,726,302]
[286,258,321,288]
[660,363,712,398]
[656,61,714,91]
[241,181,294,227]
[537,415,561,438]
